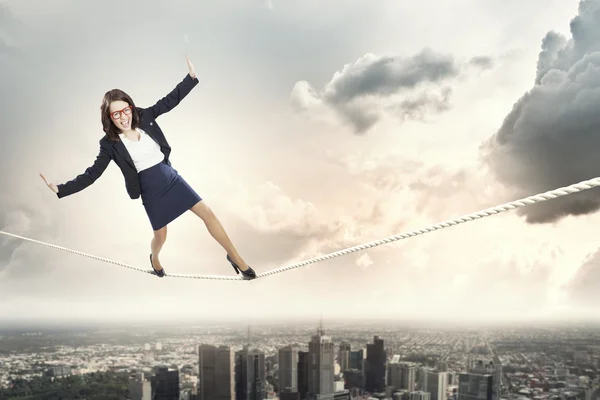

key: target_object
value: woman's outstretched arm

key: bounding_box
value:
[145,55,199,120]
[42,144,112,198]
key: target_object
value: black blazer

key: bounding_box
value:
[56,73,199,200]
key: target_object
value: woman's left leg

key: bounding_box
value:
[190,200,251,271]
[151,226,168,271]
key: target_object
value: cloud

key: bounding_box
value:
[0,4,43,279]
[0,203,61,283]
[469,56,494,69]
[225,160,560,317]
[219,149,508,279]
[1,0,592,320]
[215,142,586,317]
[563,248,600,308]
[356,253,373,270]
[220,180,366,269]
[453,250,554,312]
[0,213,27,273]
[290,49,493,133]
[265,0,273,10]
[481,0,600,224]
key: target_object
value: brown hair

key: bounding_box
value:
[100,89,141,141]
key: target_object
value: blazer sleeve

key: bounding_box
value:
[56,143,112,198]
[144,73,199,120]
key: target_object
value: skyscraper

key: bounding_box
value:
[365,336,386,393]
[387,360,417,392]
[469,360,501,400]
[338,342,351,372]
[349,349,364,370]
[278,345,299,392]
[457,374,493,400]
[235,346,266,400]
[388,360,403,389]
[151,367,180,400]
[418,367,429,391]
[298,350,309,399]
[401,363,417,392]
[424,371,447,400]
[129,372,151,400]
[198,344,235,400]
[308,327,335,399]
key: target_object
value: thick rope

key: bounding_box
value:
[2,176,600,280]
[0,230,237,280]
[256,177,600,278]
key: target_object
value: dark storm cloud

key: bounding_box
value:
[394,86,452,121]
[482,0,600,224]
[535,31,568,85]
[323,49,459,104]
[292,48,492,133]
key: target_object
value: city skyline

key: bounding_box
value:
[1,323,599,399]
[2,0,600,323]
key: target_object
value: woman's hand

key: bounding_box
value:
[40,173,58,194]
[186,54,197,79]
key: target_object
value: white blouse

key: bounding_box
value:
[118,128,164,172]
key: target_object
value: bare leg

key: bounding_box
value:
[151,226,167,271]
[190,201,250,271]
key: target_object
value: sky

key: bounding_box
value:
[1,0,600,326]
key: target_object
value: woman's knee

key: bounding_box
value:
[153,226,167,242]
[192,201,215,220]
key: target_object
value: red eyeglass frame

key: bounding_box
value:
[110,105,133,119]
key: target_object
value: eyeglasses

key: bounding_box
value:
[110,106,133,119]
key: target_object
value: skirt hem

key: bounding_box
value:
[138,161,202,230]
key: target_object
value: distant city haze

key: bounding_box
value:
[1,0,600,323]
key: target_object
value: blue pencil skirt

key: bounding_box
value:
[138,161,202,231]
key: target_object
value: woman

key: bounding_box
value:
[39,55,256,280]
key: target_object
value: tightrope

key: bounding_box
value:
[2,177,600,280]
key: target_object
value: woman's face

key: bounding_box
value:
[109,100,133,132]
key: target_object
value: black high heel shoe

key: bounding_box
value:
[150,254,165,277]
[227,254,256,280]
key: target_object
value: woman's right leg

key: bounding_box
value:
[151,226,167,271]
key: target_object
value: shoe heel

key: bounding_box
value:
[227,254,255,279]
[227,254,240,274]
[150,253,165,277]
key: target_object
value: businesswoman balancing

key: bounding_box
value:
[39,55,256,280]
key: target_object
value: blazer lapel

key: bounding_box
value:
[145,130,160,145]
[141,123,161,145]
[113,140,135,168]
